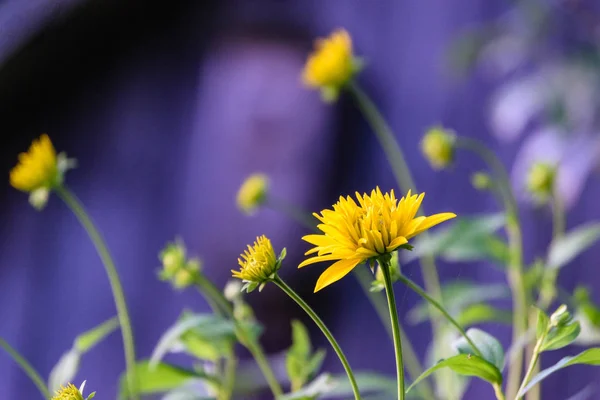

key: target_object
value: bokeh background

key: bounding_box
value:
[1,0,600,398]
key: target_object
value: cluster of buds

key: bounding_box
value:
[224,280,255,323]
[158,240,201,289]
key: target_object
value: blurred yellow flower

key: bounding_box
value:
[421,126,456,170]
[232,235,283,291]
[10,134,59,192]
[300,188,456,292]
[51,383,83,400]
[237,174,269,215]
[302,29,359,100]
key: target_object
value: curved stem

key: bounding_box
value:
[55,185,138,400]
[0,337,50,399]
[494,383,507,400]
[456,138,527,399]
[192,278,283,398]
[265,202,433,398]
[397,275,483,358]
[219,352,237,400]
[272,275,361,400]
[380,260,405,400]
[517,331,546,400]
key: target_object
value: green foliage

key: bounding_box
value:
[406,354,502,394]
[48,317,119,392]
[453,328,505,371]
[537,305,581,352]
[547,222,600,270]
[280,374,337,400]
[286,320,326,392]
[518,348,600,397]
[409,213,508,264]
[119,360,209,399]
[455,303,512,327]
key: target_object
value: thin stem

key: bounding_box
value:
[272,275,361,400]
[244,338,284,398]
[397,275,483,358]
[266,201,433,397]
[266,196,316,231]
[218,351,238,400]
[192,278,283,398]
[380,260,405,400]
[517,333,545,400]
[0,337,50,399]
[456,138,527,399]
[494,383,507,400]
[55,185,138,400]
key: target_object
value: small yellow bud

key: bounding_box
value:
[173,269,195,289]
[421,127,456,170]
[232,235,283,292]
[526,162,556,203]
[237,174,269,215]
[160,243,186,278]
[471,172,492,190]
[302,29,362,102]
[10,134,61,193]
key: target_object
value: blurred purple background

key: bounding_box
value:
[1,0,600,398]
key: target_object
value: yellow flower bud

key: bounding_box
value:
[526,162,556,203]
[302,29,361,102]
[471,172,492,190]
[160,243,186,278]
[173,268,195,289]
[10,134,60,192]
[237,174,269,215]
[421,126,456,170]
[232,235,283,292]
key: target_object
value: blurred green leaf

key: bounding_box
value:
[548,223,600,270]
[48,349,80,393]
[150,314,235,368]
[541,320,581,351]
[119,360,208,399]
[406,354,502,394]
[536,308,550,340]
[455,303,512,327]
[322,373,398,399]
[453,328,505,371]
[408,280,509,324]
[408,213,507,264]
[286,320,325,392]
[280,374,337,400]
[48,316,119,392]
[75,317,119,353]
[518,348,600,397]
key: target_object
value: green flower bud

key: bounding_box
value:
[421,126,456,170]
[237,174,269,215]
[526,162,556,203]
[550,304,571,327]
[471,172,492,190]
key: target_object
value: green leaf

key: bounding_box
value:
[119,361,205,399]
[410,213,507,263]
[455,303,512,327]
[408,281,509,324]
[286,320,325,392]
[518,348,600,397]
[536,308,550,340]
[74,317,119,353]
[407,354,502,394]
[541,320,581,351]
[324,372,396,398]
[150,314,235,367]
[48,349,81,392]
[280,374,337,400]
[289,320,311,358]
[547,223,600,270]
[453,328,505,371]
[48,317,119,392]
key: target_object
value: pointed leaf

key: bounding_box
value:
[541,321,581,351]
[75,317,119,353]
[453,328,505,371]
[48,349,81,392]
[456,303,512,327]
[406,354,502,394]
[536,308,550,340]
[548,223,600,270]
[518,348,600,397]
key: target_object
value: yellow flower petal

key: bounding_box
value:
[314,258,363,292]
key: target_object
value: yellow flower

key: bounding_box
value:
[237,174,269,215]
[52,383,84,400]
[421,126,456,170]
[232,235,284,292]
[526,162,556,203]
[300,188,456,292]
[10,134,60,192]
[302,29,360,100]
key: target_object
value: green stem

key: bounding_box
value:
[265,202,433,398]
[348,80,445,346]
[55,185,138,400]
[494,383,507,400]
[0,337,50,399]
[456,138,527,399]
[193,278,283,398]
[397,275,483,358]
[272,275,361,400]
[517,332,546,400]
[219,352,238,400]
[266,196,316,231]
[380,260,405,400]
